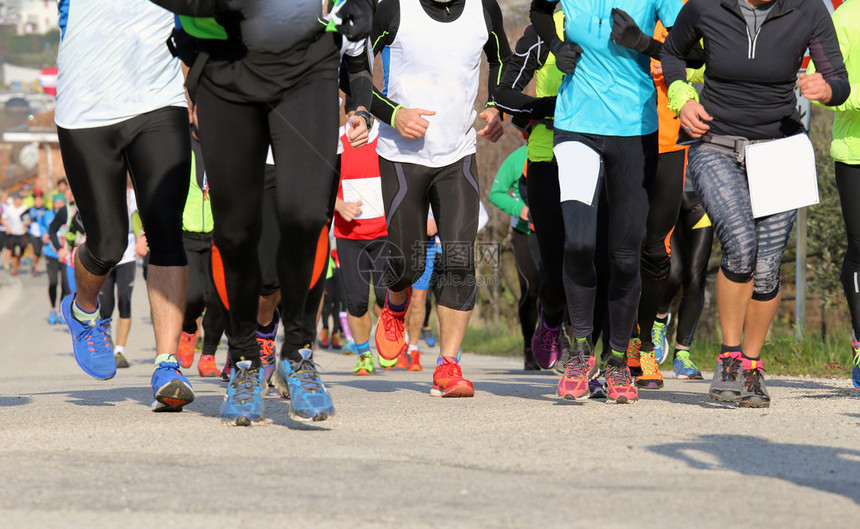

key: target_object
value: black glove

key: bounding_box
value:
[610,8,662,59]
[550,39,583,75]
[338,0,374,41]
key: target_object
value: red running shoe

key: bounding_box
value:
[375,289,410,368]
[408,349,423,372]
[431,357,474,398]
[178,331,197,368]
[318,328,330,348]
[395,345,410,369]
[197,354,219,377]
[606,362,639,404]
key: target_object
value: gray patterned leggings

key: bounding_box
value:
[687,143,796,301]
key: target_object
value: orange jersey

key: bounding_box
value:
[653,22,686,154]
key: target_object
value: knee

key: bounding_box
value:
[752,254,782,301]
[609,248,641,289]
[78,241,123,276]
[720,231,757,283]
[641,241,671,280]
[347,298,368,318]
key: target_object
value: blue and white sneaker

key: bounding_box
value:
[277,349,335,421]
[652,314,670,364]
[221,360,265,426]
[48,309,58,325]
[151,360,195,412]
[851,334,860,390]
[61,294,115,380]
[672,350,703,380]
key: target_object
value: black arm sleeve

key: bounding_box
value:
[492,25,555,120]
[660,2,701,87]
[149,0,218,16]
[483,0,512,106]
[341,40,374,112]
[806,4,850,107]
[530,0,560,51]
[368,0,402,125]
[48,207,67,251]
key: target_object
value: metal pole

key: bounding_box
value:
[795,207,808,341]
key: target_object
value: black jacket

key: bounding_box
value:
[661,0,849,140]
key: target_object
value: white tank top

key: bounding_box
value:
[55,0,186,129]
[377,0,488,168]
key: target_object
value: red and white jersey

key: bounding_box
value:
[334,123,388,241]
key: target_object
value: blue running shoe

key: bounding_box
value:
[48,309,58,325]
[221,360,265,426]
[851,334,860,390]
[277,349,335,421]
[151,360,195,412]
[61,294,115,380]
[652,313,670,364]
[421,326,436,347]
[673,350,703,380]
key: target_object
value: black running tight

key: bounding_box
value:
[638,149,685,352]
[45,256,69,308]
[511,228,540,346]
[660,190,714,347]
[836,162,860,337]
[525,160,565,327]
[196,54,339,362]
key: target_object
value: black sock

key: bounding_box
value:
[607,349,626,367]
[656,314,669,324]
[258,318,276,334]
[720,344,741,355]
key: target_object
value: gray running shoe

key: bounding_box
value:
[739,367,770,408]
[709,353,743,402]
[115,352,130,368]
[553,325,574,376]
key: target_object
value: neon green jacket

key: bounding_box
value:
[488,146,530,234]
[810,0,860,164]
[182,148,214,234]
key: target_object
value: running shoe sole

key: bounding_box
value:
[289,406,333,422]
[354,368,372,376]
[430,383,475,398]
[675,373,703,380]
[151,379,195,412]
[634,379,664,390]
[221,414,268,427]
[738,397,770,408]
[709,389,741,403]
[606,395,637,404]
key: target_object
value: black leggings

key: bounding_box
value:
[379,155,480,311]
[836,162,860,337]
[182,233,226,355]
[196,51,339,361]
[511,228,540,346]
[57,107,190,275]
[46,256,70,308]
[337,237,388,317]
[556,131,658,354]
[98,261,136,319]
[638,149,685,352]
[660,190,714,347]
[526,160,566,327]
[321,269,345,332]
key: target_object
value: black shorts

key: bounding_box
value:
[6,234,25,256]
[30,235,43,257]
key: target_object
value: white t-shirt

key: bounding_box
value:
[55,0,187,129]
[2,204,28,236]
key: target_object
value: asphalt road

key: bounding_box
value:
[1,266,859,528]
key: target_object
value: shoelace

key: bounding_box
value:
[854,351,860,366]
[293,359,324,393]
[640,352,659,374]
[257,337,275,362]
[721,355,741,382]
[676,351,695,368]
[607,364,631,387]
[382,310,403,337]
[230,367,260,405]
[626,339,640,358]
[743,367,766,396]
[438,361,463,380]
[564,355,587,378]
[540,324,560,352]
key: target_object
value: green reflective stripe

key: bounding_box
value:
[491,31,503,85]
[179,16,227,40]
[182,150,214,233]
[372,31,390,52]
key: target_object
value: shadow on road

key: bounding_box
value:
[0,395,30,406]
[649,434,860,505]
[29,386,152,407]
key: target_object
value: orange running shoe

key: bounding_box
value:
[318,328,330,348]
[178,331,197,368]
[635,350,664,389]
[626,338,642,377]
[375,289,410,368]
[395,345,410,369]
[408,349,423,371]
[431,357,474,398]
[197,354,219,377]
[331,332,343,350]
